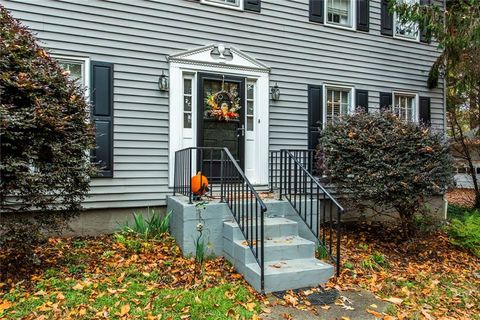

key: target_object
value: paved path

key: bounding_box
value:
[262,289,392,320]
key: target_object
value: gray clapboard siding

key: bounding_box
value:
[5,0,444,209]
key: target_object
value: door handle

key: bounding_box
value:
[237,124,245,137]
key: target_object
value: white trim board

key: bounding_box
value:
[168,44,270,187]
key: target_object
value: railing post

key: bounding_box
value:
[188,148,192,204]
[173,151,177,196]
[279,150,283,200]
[260,207,265,293]
[220,150,224,202]
[336,208,342,277]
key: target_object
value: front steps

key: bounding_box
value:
[223,217,334,293]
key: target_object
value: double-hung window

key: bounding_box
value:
[393,92,417,122]
[326,0,354,29]
[183,75,193,129]
[325,86,353,124]
[394,0,419,40]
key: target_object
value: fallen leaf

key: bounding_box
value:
[384,297,403,305]
[56,292,65,301]
[120,304,130,316]
[320,305,331,310]
[245,302,256,311]
[72,283,84,291]
[194,296,201,303]
[366,308,383,318]
[421,309,433,320]
[0,301,12,312]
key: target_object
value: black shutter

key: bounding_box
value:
[356,89,369,113]
[381,0,393,36]
[419,96,431,125]
[419,0,431,43]
[309,0,324,23]
[245,0,261,12]
[357,0,370,32]
[91,61,114,177]
[308,85,323,150]
[379,92,392,111]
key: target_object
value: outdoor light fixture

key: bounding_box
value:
[158,70,169,92]
[270,82,280,101]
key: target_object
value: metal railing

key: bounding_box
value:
[273,149,344,276]
[173,147,266,291]
[270,149,316,191]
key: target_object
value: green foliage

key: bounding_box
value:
[447,212,480,257]
[318,111,454,237]
[0,6,95,252]
[316,245,329,260]
[194,236,207,266]
[123,209,171,239]
[113,234,143,254]
[361,252,389,270]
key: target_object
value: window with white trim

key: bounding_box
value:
[325,86,353,124]
[57,59,86,87]
[326,0,354,28]
[201,0,241,9]
[393,92,417,121]
[246,82,255,131]
[183,75,193,129]
[394,0,419,40]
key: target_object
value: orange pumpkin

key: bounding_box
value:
[191,171,209,195]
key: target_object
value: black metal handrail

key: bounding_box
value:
[277,149,344,276]
[173,147,266,291]
[270,149,316,191]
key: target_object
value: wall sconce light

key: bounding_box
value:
[270,82,280,101]
[158,70,169,92]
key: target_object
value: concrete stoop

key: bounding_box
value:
[223,217,334,293]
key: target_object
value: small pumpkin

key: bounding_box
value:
[191,171,209,195]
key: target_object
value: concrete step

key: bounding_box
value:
[223,217,298,241]
[227,236,316,265]
[245,258,334,293]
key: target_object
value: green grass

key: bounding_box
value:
[1,275,258,319]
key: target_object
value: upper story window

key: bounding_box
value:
[325,85,353,124]
[201,0,243,10]
[326,0,354,29]
[394,0,419,41]
[393,92,417,122]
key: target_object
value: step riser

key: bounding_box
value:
[224,238,315,265]
[223,220,298,241]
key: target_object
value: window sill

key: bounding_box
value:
[200,0,243,11]
[393,34,420,43]
[323,22,356,32]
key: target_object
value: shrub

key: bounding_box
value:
[447,212,480,257]
[318,111,454,238]
[0,7,95,255]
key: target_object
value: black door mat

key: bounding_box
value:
[271,286,340,305]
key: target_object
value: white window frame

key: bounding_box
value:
[53,55,91,99]
[324,0,356,31]
[201,0,244,11]
[323,84,355,125]
[393,0,420,42]
[182,73,194,130]
[392,91,419,122]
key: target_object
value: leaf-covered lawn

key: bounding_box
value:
[330,224,480,320]
[0,235,262,319]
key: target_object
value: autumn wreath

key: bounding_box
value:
[205,90,241,121]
